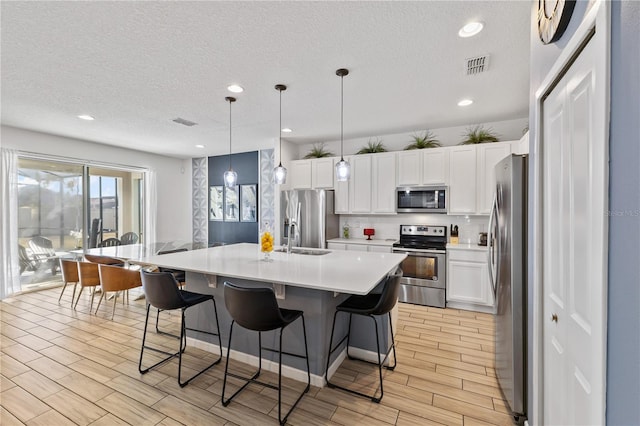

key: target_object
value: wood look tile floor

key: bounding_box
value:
[0,287,515,425]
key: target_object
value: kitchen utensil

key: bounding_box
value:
[363,228,375,240]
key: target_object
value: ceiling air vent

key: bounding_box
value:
[172,117,198,127]
[465,55,490,75]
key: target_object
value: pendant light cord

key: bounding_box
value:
[228,99,232,171]
[340,73,344,161]
[279,88,283,166]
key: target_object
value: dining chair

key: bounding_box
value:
[120,232,138,245]
[325,268,403,403]
[100,237,121,248]
[96,264,142,320]
[58,259,79,305]
[75,261,101,311]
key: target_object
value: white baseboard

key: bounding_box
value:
[188,337,344,388]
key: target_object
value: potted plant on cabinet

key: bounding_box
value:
[404,130,440,149]
[356,138,387,154]
[303,143,334,159]
[459,125,500,144]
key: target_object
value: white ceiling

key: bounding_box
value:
[1,1,531,159]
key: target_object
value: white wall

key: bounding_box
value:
[1,125,192,243]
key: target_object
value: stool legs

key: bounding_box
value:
[325,311,397,403]
[139,298,222,387]
[222,315,310,425]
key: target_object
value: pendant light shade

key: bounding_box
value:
[335,68,350,182]
[274,84,287,185]
[224,96,237,188]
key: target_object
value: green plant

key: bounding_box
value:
[303,143,334,159]
[356,138,387,154]
[460,125,500,144]
[404,131,440,150]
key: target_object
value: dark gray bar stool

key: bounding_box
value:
[221,282,310,425]
[325,268,403,402]
[138,270,222,387]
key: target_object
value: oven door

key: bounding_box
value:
[392,248,445,288]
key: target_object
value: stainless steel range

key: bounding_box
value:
[392,225,447,308]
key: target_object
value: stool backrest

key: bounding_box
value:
[140,270,185,310]
[371,269,403,316]
[60,259,79,283]
[224,282,283,331]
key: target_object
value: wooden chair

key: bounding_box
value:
[96,264,142,320]
[75,261,101,311]
[59,259,79,305]
[84,254,125,266]
[28,236,59,275]
[120,232,138,245]
[100,237,121,248]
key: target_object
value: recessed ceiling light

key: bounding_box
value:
[282,128,292,133]
[458,99,474,107]
[458,22,484,38]
[227,84,244,93]
[195,144,205,149]
[77,114,94,121]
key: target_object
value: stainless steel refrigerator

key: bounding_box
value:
[488,154,527,424]
[280,189,339,249]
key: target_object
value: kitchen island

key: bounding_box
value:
[141,243,406,386]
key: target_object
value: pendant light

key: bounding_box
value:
[273,84,287,185]
[335,68,350,181]
[223,96,238,188]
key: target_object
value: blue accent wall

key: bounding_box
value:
[606,1,640,423]
[208,151,259,245]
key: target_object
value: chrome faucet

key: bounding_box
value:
[286,202,301,254]
[287,219,296,254]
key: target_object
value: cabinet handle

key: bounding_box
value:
[551,313,558,323]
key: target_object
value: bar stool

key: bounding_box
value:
[139,270,222,387]
[221,282,310,426]
[325,269,403,403]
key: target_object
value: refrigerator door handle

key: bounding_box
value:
[487,192,498,299]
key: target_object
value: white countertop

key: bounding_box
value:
[140,243,406,295]
[77,244,150,259]
[327,238,398,247]
[446,243,489,252]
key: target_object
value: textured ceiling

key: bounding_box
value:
[1,1,531,159]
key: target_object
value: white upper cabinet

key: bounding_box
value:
[290,157,336,189]
[448,146,478,214]
[511,131,530,155]
[422,148,449,185]
[290,160,312,189]
[396,151,422,186]
[350,155,372,213]
[312,157,335,189]
[476,142,512,214]
[371,153,397,213]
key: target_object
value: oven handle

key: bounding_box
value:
[392,248,445,256]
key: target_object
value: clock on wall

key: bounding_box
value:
[537,0,577,44]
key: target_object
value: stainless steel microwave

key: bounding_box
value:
[396,186,447,213]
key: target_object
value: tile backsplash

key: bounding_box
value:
[339,214,488,245]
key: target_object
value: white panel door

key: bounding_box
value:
[447,260,486,304]
[542,37,606,425]
[312,157,335,189]
[290,160,312,189]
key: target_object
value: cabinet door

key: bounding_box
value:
[448,146,477,214]
[447,260,488,304]
[368,245,391,253]
[476,142,512,214]
[396,151,421,186]
[312,158,335,189]
[345,243,368,252]
[290,160,312,189]
[350,155,372,213]
[372,153,397,213]
[422,148,449,185]
[327,242,346,250]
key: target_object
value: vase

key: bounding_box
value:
[262,250,273,262]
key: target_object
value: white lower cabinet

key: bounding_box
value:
[446,247,494,313]
[327,242,392,253]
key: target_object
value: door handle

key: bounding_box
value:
[551,313,558,323]
[487,192,498,299]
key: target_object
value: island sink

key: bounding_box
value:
[275,247,331,256]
